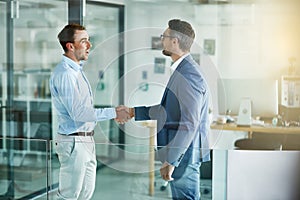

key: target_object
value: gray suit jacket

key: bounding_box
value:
[135,54,210,178]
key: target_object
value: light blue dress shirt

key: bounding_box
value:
[49,56,116,135]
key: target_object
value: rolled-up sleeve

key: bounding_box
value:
[95,107,116,121]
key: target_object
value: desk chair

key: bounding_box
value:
[234,138,282,150]
[236,132,300,150]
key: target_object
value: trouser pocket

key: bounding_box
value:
[55,137,75,163]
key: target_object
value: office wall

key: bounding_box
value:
[216,0,300,79]
[124,0,300,87]
[123,0,300,150]
[124,1,218,150]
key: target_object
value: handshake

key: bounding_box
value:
[114,105,134,124]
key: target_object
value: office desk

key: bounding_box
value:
[210,122,300,138]
[211,122,300,199]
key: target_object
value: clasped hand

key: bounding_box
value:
[114,105,132,124]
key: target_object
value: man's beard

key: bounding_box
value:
[162,49,172,57]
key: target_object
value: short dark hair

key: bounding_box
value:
[57,24,86,52]
[168,19,195,51]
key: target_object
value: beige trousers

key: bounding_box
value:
[55,134,96,200]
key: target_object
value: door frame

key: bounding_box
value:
[84,0,125,157]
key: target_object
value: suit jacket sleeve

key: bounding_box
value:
[134,106,151,121]
[134,104,167,123]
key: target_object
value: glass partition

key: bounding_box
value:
[84,2,125,165]
[1,0,67,153]
[0,0,67,199]
[0,138,49,199]
[12,0,67,142]
[46,140,213,200]
[1,138,300,199]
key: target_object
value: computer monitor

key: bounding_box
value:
[217,78,279,118]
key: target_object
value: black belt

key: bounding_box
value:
[62,130,94,136]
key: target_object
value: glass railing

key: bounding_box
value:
[1,137,300,200]
[0,138,49,199]
[0,138,214,200]
[47,140,213,200]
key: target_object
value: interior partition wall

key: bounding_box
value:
[0,0,124,199]
[84,1,125,162]
[0,1,68,199]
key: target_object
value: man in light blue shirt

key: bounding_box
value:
[50,24,129,200]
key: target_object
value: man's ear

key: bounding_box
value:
[66,42,74,51]
[172,37,179,45]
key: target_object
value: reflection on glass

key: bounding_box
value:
[0,0,67,199]
[1,139,298,200]
[83,3,124,167]
[84,4,120,106]
[0,138,48,199]
[48,140,213,200]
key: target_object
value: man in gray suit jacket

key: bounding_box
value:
[128,19,210,200]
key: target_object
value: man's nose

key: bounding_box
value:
[87,41,92,48]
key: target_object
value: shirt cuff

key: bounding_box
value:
[95,107,116,121]
[109,108,117,119]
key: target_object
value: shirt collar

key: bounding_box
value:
[62,55,84,71]
[170,53,190,71]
